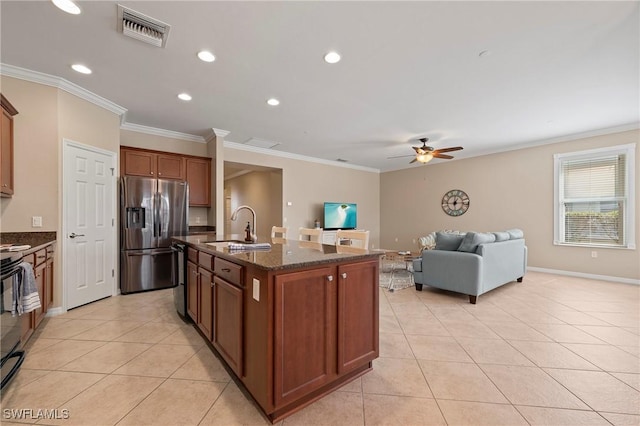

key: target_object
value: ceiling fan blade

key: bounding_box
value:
[433,146,463,154]
[387,154,415,159]
[409,158,418,164]
[433,153,454,159]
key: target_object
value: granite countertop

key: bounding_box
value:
[1,232,57,254]
[172,234,382,271]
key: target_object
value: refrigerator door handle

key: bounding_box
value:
[153,192,160,238]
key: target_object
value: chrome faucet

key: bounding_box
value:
[230,205,257,242]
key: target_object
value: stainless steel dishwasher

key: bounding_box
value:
[171,243,188,320]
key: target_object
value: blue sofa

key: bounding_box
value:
[412,230,527,304]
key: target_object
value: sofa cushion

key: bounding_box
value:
[493,231,510,242]
[506,228,524,240]
[458,232,496,252]
[435,232,465,251]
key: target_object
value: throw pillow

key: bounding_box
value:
[458,232,496,252]
[418,232,437,251]
[493,231,510,242]
[506,228,524,240]
[435,232,465,251]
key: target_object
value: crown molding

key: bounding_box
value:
[0,63,127,117]
[224,141,380,173]
[120,122,206,143]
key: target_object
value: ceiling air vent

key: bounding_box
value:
[117,4,170,48]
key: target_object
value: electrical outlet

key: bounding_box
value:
[32,216,43,228]
[591,251,598,258]
[253,278,260,301]
[195,216,201,224]
[395,237,398,242]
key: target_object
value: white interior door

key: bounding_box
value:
[63,140,116,309]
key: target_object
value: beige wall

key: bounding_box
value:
[1,77,58,231]
[225,170,283,238]
[223,148,381,248]
[380,129,640,280]
[0,76,123,308]
[120,130,208,157]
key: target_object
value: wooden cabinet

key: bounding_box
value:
[274,265,337,406]
[121,147,211,207]
[186,157,211,206]
[186,260,198,321]
[20,243,56,343]
[211,257,244,376]
[198,267,214,340]
[120,147,185,180]
[1,94,18,197]
[336,261,379,374]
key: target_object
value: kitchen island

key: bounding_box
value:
[172,235,380,423]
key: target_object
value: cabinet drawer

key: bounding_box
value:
[198,251,214,270]
[23,253,35,267]
[34,249,47,266]
[188,247,198,263]
[214,258,243,286]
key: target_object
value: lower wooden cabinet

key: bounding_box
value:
[20,242,56,343]
[273,266,336,406]
[212,276,243,376]
[198,267,214,340]
[34,261,46,328]
[186,260,198,321]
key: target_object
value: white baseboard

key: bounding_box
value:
[527,266,640,285]
[45,307,66,317]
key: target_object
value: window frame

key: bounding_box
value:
[553,143,636,249]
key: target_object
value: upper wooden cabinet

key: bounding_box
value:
[121,147,184,180]
[120,147,211,206]
[186,157,211,206]
[1,94,18,197]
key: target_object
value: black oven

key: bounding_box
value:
[1,251,26,390]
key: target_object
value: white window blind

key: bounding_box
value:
[554,144,635,249]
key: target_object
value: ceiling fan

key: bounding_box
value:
[388,138,464,164]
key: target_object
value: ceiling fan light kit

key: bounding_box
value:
[391,137,464,165]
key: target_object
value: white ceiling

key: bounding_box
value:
[1,1,638,172]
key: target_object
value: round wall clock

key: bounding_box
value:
[442,189,470,216]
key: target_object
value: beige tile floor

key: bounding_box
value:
[2,271,639,425]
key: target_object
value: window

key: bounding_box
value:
[554,144,635,249]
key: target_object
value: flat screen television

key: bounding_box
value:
[324,202,357,230]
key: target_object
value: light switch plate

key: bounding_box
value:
[252,278,260,301]
[32,216,43,228]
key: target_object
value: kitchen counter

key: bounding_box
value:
[1,232,57,254]
[172,234,381,271]
[175,233,380,422]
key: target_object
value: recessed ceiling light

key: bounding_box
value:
[178,93,192,101]
[71,64,91,74]
[266,98,280,106]
[197,50,215,62]
[324,51,341,64]
[51,0,80,15]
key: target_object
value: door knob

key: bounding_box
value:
[69,233,85,239]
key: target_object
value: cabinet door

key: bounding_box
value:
[274,266,336,406]
[186,260,199,322]
[157,153,184,180]
[122,149,156,177]
[212,277,243,376]
[198,267,214,340]
[1,107,14,196]
[186,157,211,206]
[337,260,379,374]
[33,262,46,328]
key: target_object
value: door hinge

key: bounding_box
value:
[112,269,115,277]
[112,218,115,226]
[110,168,114,176]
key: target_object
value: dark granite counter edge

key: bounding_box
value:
[1,232,57,254]
[173,236,382,271]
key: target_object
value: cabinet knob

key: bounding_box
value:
[2,184,7,187]
[150,171,154,175]
[158,172,162,176]
[341,273,347,279]
[327,275,333,282]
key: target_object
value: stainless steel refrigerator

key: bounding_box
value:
[120,176,188,294]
